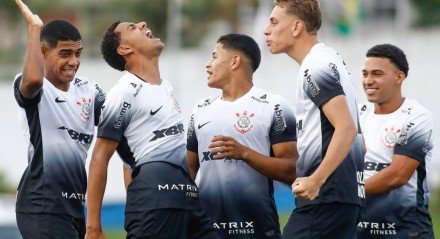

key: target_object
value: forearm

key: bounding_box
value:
[242,148,295,184]
[86,159,109,230]
[123,166,132,191]
[311,126,356,184]
[21,25,44,97]
[365,170,406,196]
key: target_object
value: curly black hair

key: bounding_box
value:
[101,21,126,71]
[217,33,261,72]
[41,19,81,47]
[366,44,409,77]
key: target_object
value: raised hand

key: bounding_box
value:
[15,0,43,28]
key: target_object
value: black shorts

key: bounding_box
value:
[16,212,85,239]
[282,202,360,239]
[125,208,219,239]
[125,162,219,239]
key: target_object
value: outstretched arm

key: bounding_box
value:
[15,0,44,99]
[209,136,297,184]
[85,138,119,239]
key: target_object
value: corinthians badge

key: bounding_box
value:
[381,126,401,149]
[234,110,254,134]
[77,97,92,121]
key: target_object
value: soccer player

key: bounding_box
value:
[263,0,365,238]
[357,44,434,238]
[187,33,297,239]
[85,21,218,239]
[13,0,105,238]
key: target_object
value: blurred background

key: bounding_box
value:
[1,0,439,238]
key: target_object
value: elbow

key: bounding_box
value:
[345,122,357,143]
[390,173,411,189]
[21,76,43,91]
[335,121,357,143]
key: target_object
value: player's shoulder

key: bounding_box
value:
[249,87,289,106]
[358,102,373,115]
[71,76,97,89]
[304,43,342,72]
[405,98,433,122]
[106,73,138,97]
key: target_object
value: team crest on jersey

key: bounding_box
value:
[381,126,401,149]
[234,110,254,134]
[169,92,181,112]
[77,97,92,121]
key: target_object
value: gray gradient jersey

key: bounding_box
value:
[187,87,297,239]
[357,99,434,239]
[97,72,186,169]
[13,74,105,219]
[295,43,365,208]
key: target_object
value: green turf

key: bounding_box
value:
[106,229,126,239]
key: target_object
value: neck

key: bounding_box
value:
[287,35,319,65]
[126,54,161,84]
[221,74,253,101]
[374,96,405,114]
[46,75,70,92]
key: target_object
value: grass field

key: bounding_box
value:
[105,190,440,239]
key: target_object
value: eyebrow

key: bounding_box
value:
[59,47,84,52]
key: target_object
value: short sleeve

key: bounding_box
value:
[93,82,106,126]
[269,96,297,145]
[13,74,42,108]
[97,86,134,143]
[394,112,433,163]
[186,108,198,153]
[303,62,345,107]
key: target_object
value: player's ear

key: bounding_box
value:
[117,44,133,56]
[41,41,50,57]
[395,70,406,85]
[231,55,241,71]
[292,20,302,37]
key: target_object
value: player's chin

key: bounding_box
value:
[60,75,76,83]
[366,96,378,103]
[207,79,219,89]
[268,46,283,55]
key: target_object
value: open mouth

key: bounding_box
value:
[365,88,378,94]
[145,29,154,39]
[63,68,76,74]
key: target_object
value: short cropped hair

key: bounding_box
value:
[217,33,261,72]
[101,21,126,71]
[366,44,409,77]
[274,0,322,34]
[40,19,81,47]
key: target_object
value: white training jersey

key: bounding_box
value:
[357,98,434,238]
[98,72,186,169]
[295,43,365,208]
[187,87,297,239]
[13,74,105,218]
